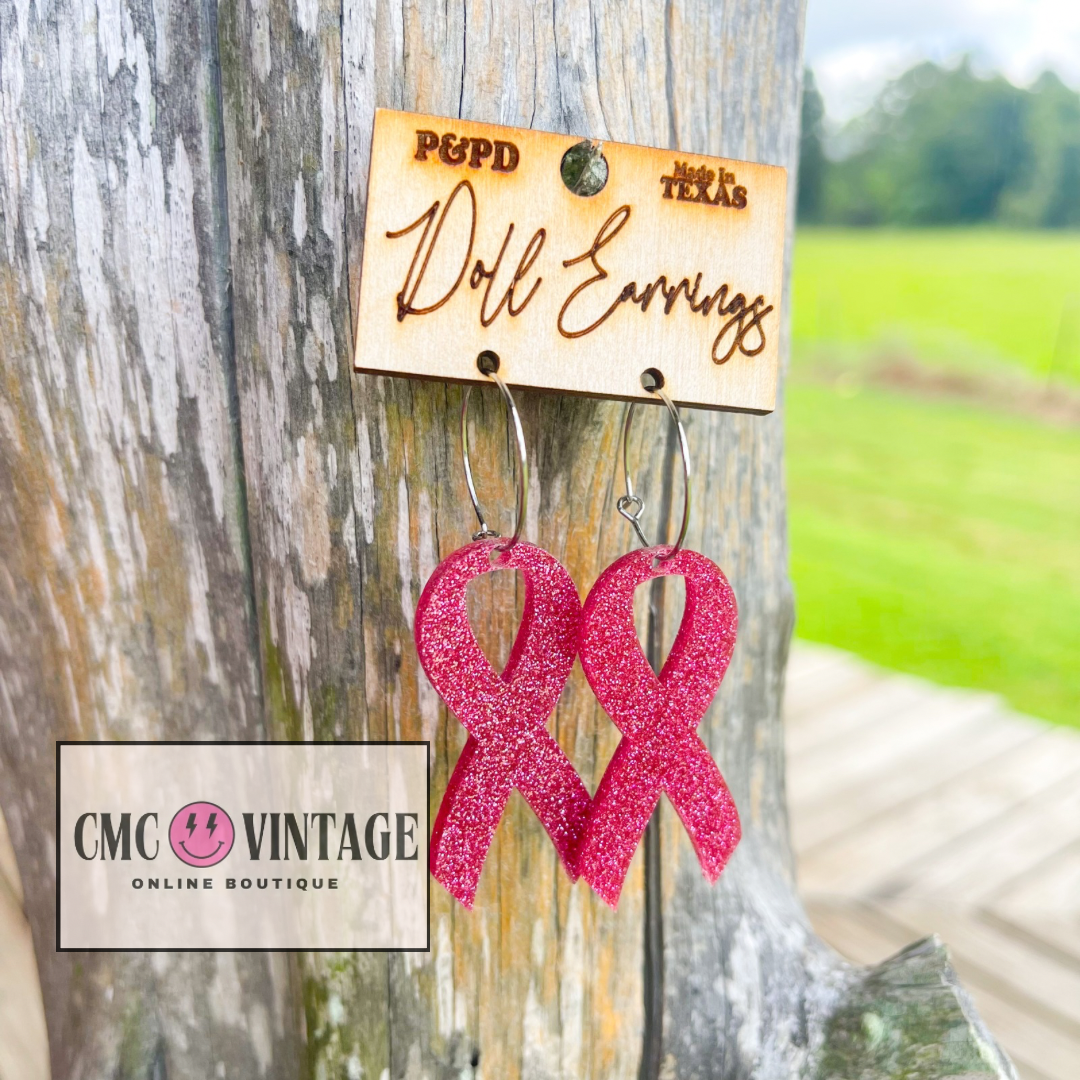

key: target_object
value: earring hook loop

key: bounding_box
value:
[617,371,691,559]
[461,351,528,551]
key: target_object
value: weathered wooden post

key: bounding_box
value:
[0,0,1018,1076]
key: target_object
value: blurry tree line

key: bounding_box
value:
[798,60,1080,227]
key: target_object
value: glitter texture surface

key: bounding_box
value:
[577,545,741,908]
[414,539,591,908]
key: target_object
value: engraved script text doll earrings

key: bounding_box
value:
[413,353,590,908]
[576,372,741,907]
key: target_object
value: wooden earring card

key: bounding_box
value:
[353,109,787,413]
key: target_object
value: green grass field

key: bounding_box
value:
[787,229,1080,727]
[792,228,1080,383]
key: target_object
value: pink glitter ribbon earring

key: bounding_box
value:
[576,373,741,907]
[414,353,591,908]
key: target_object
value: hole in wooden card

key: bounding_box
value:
[468,569,525,673]
[477,350,500,375]
[560,141,609,197]
[641,368,665,392]
[634,575,686,676]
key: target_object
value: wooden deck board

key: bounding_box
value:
[782,649,884,728]
[889,779,1080,906]
[797,730,1080,896]
[784,671,927,756]
[989,841,1080,965]
[791,708,1037,852]
[790,642,1080,1079]
[788,687,1000,807]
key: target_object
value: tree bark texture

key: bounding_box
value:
[0,0,1019,1078]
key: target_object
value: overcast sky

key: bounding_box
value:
[805,0,1080,120]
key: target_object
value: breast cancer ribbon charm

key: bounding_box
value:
[576,545,741,907]
[415,538,591,908]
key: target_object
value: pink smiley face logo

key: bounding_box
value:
[169,801,235,867]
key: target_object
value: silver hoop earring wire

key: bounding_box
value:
[616,377,691,560]
[461,352,528,551]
